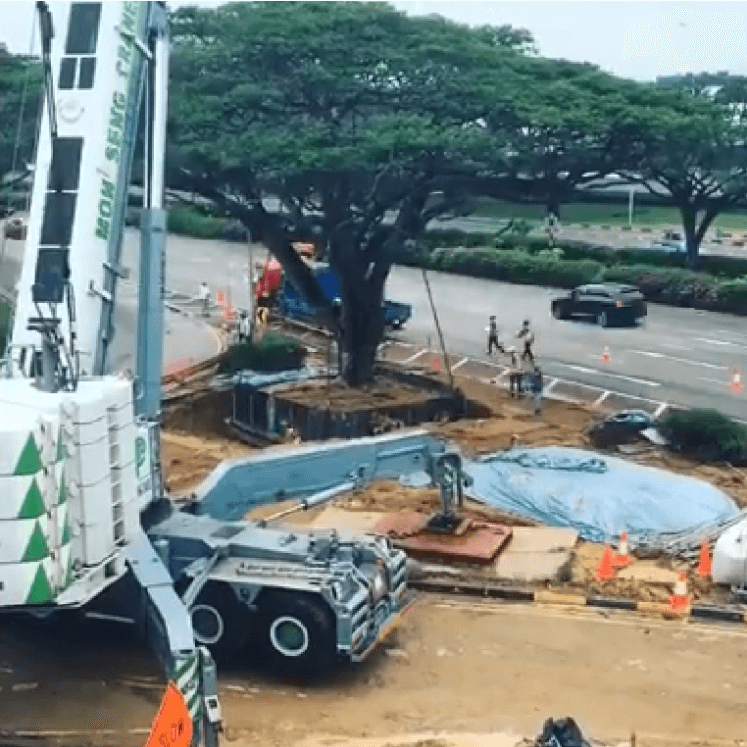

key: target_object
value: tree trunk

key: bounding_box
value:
[337,272,385,385]
[330,235,386,386]
[680,206,702,270]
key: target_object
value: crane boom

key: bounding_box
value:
[11,1,151,378]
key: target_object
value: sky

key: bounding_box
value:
[1,0,747,82]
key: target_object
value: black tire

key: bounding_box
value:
[597,310,609,328]
[190,583,250,662]
[257,591,336,675]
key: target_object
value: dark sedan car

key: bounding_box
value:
[551,283,647,327]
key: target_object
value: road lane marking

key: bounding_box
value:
[699,376,727,386]
[629,349,728,371]
[660,342,691,350]
[555,363,660,387]
[402,350,428,365]
[451,357,469,371]
[695,337,736,346]
[654,403,668,418]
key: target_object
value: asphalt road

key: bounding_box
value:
[0,231,222,373]
[386,265,747,420]
[5,225,746,418]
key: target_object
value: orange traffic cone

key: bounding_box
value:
[668,572,691,613]
[595,545,616,582]
[216,288,227,307]
[697,541,712,579]
[602,346,611,363]
[731,369,744,394]
[612,531,631,568]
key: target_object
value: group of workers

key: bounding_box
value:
[487,316,544,414]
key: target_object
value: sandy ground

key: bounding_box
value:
[4,600,747,747]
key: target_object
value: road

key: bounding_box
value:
[5,225,745,417]
[0,230,222,372]
[385,265,747,420]
[2,599,747,746]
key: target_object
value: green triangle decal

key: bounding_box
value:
[58,470,67,505]
[56,429,66,463]
[18,478,45,520]
[14,434,42,476]
[64,553,74,589]
[61,514,71,545]
[25,564,53,604]
[22,521,50,562]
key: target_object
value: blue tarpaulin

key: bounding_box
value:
[464,446,738,543]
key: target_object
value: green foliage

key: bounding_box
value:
[0,47,43,180]
[427,248,602,287]
[0,299,11,356]
[167,207,228,239]
[717,279,747,312]
[222,334,306,373]
[661,409,747,465]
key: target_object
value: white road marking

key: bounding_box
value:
[592,391,610,407]
[555,363,660,387]
[654,403,668,418]
[660,342,691,350]
[698,376,727,386]
[695,337,736,347]
[451,357,470,371]
[402,349,428,365]
[629,349,728,371]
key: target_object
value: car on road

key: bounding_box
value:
[551,283,647,327]
[651,230,686,254]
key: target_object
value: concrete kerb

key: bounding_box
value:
[410,578,747,627]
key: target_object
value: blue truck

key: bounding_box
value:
[275,262,412,330]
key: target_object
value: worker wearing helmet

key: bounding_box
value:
[516,319,535,363]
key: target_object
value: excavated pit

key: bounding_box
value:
[229,364,488,444]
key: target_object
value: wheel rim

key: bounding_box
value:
[269,615,310,657]
[191,604,225,646]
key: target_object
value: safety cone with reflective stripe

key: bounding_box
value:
[731,369,744,394]
[612,531,631,568]
[602,346,611,363]
[697,541,712,579]
[668,572,691,613]
[595,545,616,582]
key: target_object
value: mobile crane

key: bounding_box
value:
[0,3,471,745]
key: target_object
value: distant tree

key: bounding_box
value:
[169,1,526,384]
[0,45,43,188]
[612,84,747,266]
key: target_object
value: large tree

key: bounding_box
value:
[168,2,530,384]
[611,84,747,267]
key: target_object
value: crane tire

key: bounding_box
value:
[257,591,336,675]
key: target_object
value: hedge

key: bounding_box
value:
[427,247,603,288]
[221,333,306,373]
[167,207,227,240]
[0,299,11,356]
[661,409,747,465]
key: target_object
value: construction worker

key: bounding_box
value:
[529,364,544,415]
[516,319,535,363]
[238,311,251,343]
[508,351,522,398]
[486,315,504,355]
[198,281,211,317]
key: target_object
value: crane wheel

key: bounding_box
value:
[190,583,249,661]
[257,591,336,675]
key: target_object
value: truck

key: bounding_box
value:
[0,3,465,744]
[261,260,412,330]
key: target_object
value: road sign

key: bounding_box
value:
[145,682,193,747]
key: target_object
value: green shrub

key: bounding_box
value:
[421,229,496,251]
[661,409,747,465]
[703,255,747,280]
[717,279,747,312]
[222,333,306,373]
[0,299,11,356]
[167,206,227,239]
